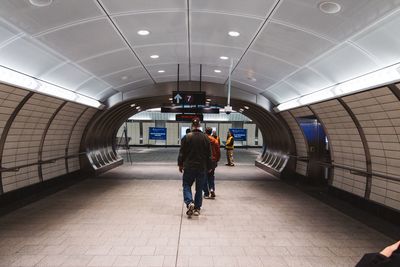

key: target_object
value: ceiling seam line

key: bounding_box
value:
[223,0,283,85]
[187,0,191,81]
[96,0,157,84]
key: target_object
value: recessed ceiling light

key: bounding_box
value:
[169,98,173,101]
[214,70,222,73]
[244,106,249,110]
[150,55,159,59]
[248,77,257,82]
[220,56,229,60]
[29,0,53,7]
[239,108,244,112]
[130,103,136,107]
[136,106,141,110]
[228,31,240,37]
[319,1,341,14]
[121,76,128,80]
[206,98,211,102]
[158,70,165,73]
[137,30,150,36]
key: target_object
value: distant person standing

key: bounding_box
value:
[178,118,212,217]
[225,131,234,166]
[212,130,220,145]
[204,127,220,199]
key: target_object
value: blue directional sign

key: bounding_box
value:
[229,128,247,141]
[149,127,167,140]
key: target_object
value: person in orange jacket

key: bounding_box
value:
[204,127,220,198]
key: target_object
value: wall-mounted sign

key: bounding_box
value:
[172,91,206,105]
[176,114,204,122]
[229,128,247,141]
[149,127,167,140]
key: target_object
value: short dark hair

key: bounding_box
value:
[205,127,212,135]
[191,117,201,128]
[186,128,191,134]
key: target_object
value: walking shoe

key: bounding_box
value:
[186,202,195,216]
[225,163,230,166]
[204,195,211,199]
[210,190,216,198]
[193,209,200,216]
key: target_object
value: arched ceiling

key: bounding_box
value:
[1,0,400,108]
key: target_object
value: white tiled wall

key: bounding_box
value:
[2,94,63,192]
[343,87,400,209]
[311,100,367,197]
[67,108,97,172]
[42,103,87,181]
[280,111,308,176]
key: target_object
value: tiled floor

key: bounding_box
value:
[0,148,394,266]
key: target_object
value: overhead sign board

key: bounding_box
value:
[176,114,204,122]
[229,128,247,141]
[149,127,167,140]
[172,91,206,105]
[161,107,219,114]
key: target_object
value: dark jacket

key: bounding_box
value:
[356,252,400,267]
[178,129,212,171]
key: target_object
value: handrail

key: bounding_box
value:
[0,152,86,173]
[287,154,309,161]
[319,162,400,183]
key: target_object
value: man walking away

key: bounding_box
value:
[225,131,235,166]
[204,127,220,199]
[178,118,212,217]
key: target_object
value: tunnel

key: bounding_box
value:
[0,1,400,267]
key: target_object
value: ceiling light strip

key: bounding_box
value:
[0,66,103,109]
[275,63,400,112]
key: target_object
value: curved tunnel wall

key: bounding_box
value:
[82,93,295,176]
[280,84,400,211]
[0,83,97,194]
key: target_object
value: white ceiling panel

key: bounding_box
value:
[191,12,263,48]
[135,44,188,66]
[191,64,229,82]
[156,76,190,84]
[78,49,141,77]
[113,12,187,47]
[352,12,400,67]
[0,37,64,77]
[232,68,276,91]
[191,75,227,85]
[0,0,103,35]
[40,63,92,90]
[100,0,185,14]
[146,64,189,82]
[238,51,297,81]
[0,19,21,45]
[231,81,264,94]
[284,68,333,95]
[251,21,334,66]
[272,0,400,42]
[191,44,243,67]
[116,80,154,93]
[93,88,119,101]
[76,78,111,96]
[190,0,277,18]
[309,43,379,83]
[264,81,301,103]
[101,67,150,87]
[36,18,125,61]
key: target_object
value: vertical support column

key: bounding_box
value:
[337,98,372,199]
[65,107,88,173]
[38,102,67,182]
[307,105,334,184]
[0,92,34,194]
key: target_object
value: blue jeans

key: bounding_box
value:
[182,168,206,209]
[204,162,217,196]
